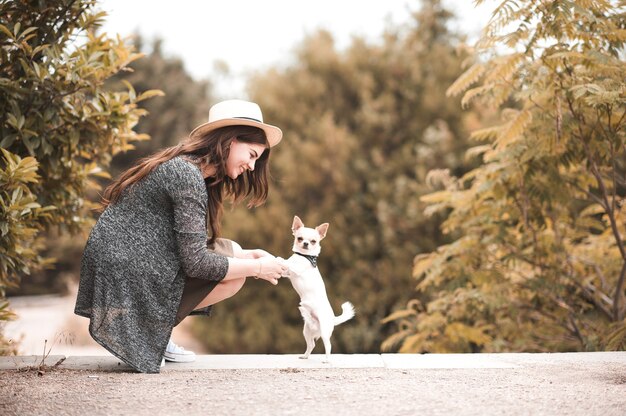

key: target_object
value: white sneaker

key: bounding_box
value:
[163,339,196,363]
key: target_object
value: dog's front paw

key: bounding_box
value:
[299,355,309,360]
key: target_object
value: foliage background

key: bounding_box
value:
[383,0,626,353]
[192,1,480,354]
[3,0,624,356]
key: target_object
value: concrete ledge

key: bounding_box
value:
[381,353,519,368]
[161,354,386,370]
[1,352,625,372]
[0,355,67,370]
[57,355,133,372]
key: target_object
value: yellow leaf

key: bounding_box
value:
[579,203,606,217]
[413,253,434,278]
[381,309,417,324]
[469,126,501,142]
[420,190,451,204]
[381,329,414,352]
[136,89,165,102]
[447,62,486,97]
[445,322,492,346]
[399,333,427,353]
[484,53,526,84]
[461,84,491,108]
[495,109,532,149]
[0,24,13,39]
[465,145,492,161]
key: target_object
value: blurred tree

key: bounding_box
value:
[384,0,626,352]
[192,0,476,354]
[107,36,213,175]
[0,0,158,353]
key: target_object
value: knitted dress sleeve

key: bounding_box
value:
[164,159,229,281]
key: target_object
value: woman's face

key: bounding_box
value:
[226,139,267,179]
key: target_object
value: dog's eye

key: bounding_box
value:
[311,240,317,245]
[297,237,303,242]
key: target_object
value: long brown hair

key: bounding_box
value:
[101,125,271,243]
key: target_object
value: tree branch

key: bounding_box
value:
[565,256,614,320]
[565,94,626,320]
[568,314,585,347]
[613,261,626,321]
[582,139,626,260]
[570,182,606,208]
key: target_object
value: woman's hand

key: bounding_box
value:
[232,241,272,259]
[256,256,288,285]
[245,248,273,259]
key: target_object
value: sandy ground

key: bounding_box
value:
[1,361,625,416]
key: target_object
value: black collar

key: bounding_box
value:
[294,252,318,268]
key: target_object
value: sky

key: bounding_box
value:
[96,0,497,98]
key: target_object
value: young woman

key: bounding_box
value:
[75,100,288,373]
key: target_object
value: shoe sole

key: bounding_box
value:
[163,352,196,363]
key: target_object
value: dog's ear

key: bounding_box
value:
[316,223,329,240]
[292,216,304,233]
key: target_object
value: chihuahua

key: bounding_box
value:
[283,215,355,362]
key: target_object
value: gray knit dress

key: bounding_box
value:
[74,157,229,373]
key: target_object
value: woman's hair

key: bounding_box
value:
[101,125,270,243]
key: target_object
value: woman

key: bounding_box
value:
[74,99,288,373]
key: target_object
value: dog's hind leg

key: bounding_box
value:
[321,333,332,363]
[300,324,316,359]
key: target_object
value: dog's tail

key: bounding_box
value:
[334,302,355,326]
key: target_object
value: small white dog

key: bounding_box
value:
[283,216,355,362]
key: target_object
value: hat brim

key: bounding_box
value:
[190,118,282,147]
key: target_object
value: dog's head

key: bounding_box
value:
[291,215,329,257]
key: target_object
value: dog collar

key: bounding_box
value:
[294,252,318,268]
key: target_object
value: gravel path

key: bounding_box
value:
[2,360,625,416]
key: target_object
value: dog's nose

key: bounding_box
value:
[303,242,309,247]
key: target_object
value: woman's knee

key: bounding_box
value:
[211,238,236,257]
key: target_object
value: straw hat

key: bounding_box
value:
[190,99,282,147]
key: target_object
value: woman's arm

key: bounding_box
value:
[165,160,286,284]
[166,161,230,282]
[224,256,286,285]
[230,240,273,260]
[225,240,286,285]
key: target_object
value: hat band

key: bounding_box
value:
[233,116,262,123]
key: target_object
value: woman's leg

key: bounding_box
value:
[174,238,244,326]
[168,239,245,361]
[194,277,246,309]
[196,238,246,307]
